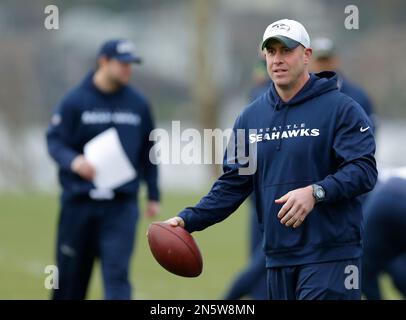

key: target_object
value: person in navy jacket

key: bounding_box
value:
[166,19,377,300]
[46,39,160,300]
[362,173,406,299]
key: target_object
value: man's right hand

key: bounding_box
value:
[164,216,185,228]
[71,155,96,181]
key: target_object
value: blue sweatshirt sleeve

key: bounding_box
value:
[178,115,254,233]
[357,91,377,133]
[46,95,80,171]
[140,103,160,201]
[317,101,378,203]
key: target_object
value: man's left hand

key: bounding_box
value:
[144,200,160,218]
[275,186,315,228]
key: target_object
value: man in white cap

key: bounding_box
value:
[165,19,377,300]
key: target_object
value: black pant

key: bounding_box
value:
[52,196,138,300]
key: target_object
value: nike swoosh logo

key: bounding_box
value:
[360,126,370,132]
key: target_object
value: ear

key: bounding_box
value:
[97,55,109,68]
[303,48,312,65]
[331,55,339,69]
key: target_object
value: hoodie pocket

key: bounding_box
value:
[261,179,316,253]
[262,179,314,190]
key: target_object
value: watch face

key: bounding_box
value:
[316,188,324,199]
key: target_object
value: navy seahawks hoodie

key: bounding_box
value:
[179,72,377,267]
[46,72,159,202]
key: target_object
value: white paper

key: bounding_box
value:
[84,127,136,190]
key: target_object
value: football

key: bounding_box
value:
[147,222,203,277]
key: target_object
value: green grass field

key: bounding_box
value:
[0,191,402,300]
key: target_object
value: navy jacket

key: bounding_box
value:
[179,72,377,267]
[46,72,159,202]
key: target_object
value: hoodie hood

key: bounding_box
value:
[267,71,338,109]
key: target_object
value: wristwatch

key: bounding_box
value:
[312,184,325,203]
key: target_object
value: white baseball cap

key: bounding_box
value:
[261,19,310,50]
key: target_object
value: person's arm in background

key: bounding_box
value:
[166,115,255,232]
[317,101,378,202]
[140,103,160,218]
[46,95,95,180]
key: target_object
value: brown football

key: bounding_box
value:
[147,222,203,277]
